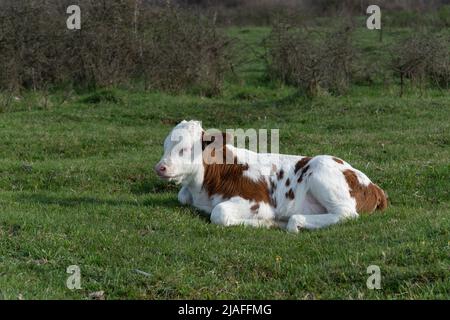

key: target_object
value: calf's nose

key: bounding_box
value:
[154,164,167,175]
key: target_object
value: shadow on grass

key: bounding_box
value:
[130,179,179,195]
[14,192,208,220]
[15,193,177,208]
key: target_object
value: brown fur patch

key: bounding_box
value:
[202,146,271,204]
[250,203,260,214]
[343,169,388,214]
[294,157,312,174]
[333,157,344,164]
[297,165,310,184]
[286,189,295,200]
[285,178,290,187]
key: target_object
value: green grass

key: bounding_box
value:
[0,24,449,300]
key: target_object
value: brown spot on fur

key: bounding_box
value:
[270,180,276,192]
[250,203,260,214]
[294,157,312,174]
[202,146,271,204]
[285,178,290,187]
[286,189,295,200]
[297,165,310,184]
[277,169,284,180]
[343,169,388,214]
[333,157,344,164]
[271,197,277,208]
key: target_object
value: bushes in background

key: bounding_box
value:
[390,34,450,94]
[0,1,232,95]
[265,17,449,97]
[265,21,354,96]
[139,8,232,96]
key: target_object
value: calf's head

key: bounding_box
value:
[154,120,204,184]
[155,120,233,184]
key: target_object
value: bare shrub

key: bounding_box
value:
[265,21,354,96]
[71,1,141,88]
[390,34,450,95]
[139,7,232,95]
[0,1,142,91]
[0,1,232,95]
[0,2,63,91]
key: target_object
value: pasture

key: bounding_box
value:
[0,26,449,299]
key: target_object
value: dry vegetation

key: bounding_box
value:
[265,21,355,96]
[0,0,232,95]
[265,14,449,96]
[390,34,450,95]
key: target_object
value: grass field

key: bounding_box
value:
[0,26,449,299]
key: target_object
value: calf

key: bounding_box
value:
[155,120,387,232]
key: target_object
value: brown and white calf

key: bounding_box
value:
[155,120,388,232]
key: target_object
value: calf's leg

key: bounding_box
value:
[287,158,360,232]
[210,197,278,229]
[178,186,193,205]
